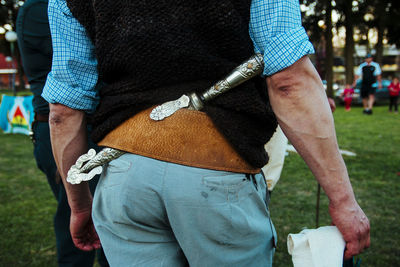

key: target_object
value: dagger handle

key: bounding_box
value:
[188,53,264,111]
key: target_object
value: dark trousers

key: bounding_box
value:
[344,98,352,110]
[32,121,109,267]
[389,96,398,112]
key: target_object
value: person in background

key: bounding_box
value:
[342,84,355,112]
[388,76,399,113]
[16,0,108,266]
[353,54,382,115]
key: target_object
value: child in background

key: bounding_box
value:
[342,84,354,111]
[388,77,400,113]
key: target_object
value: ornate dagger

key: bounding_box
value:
[150,53,264,121]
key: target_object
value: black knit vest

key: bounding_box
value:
[66,0,277,168]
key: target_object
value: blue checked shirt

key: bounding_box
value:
[43,0,314,113]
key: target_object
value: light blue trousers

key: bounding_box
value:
[92,153,276,266]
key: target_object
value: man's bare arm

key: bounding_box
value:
[352,75,359,88]
[267,56,370,259]
[377,74,382,89]
[49,103,100,251]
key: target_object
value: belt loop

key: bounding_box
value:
[246,173,258,191]
[260,171,271,204]
[34,113,49,122]
[29,120,38,144]
[251,174,258,190]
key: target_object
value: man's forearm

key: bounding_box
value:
[49,103,92,211]
[266,56,355,206]
[267,56,370,259]
[377,75,382,88]
[352,75,359,87]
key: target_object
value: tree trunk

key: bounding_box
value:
[15,45,26,91]
[344,0,355,85]
[325,0,334,98]
[375,26,384,65]
[375,4,385,65]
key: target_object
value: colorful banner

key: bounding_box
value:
[0,94,34,135]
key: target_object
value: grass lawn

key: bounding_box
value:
[0,104,399,266]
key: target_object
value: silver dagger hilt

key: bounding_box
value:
[150,53,264,121]
[187,53,264,111]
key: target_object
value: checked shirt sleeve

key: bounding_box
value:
[42,0,99,113]
[249,0,315,76]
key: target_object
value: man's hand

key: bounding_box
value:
[70,206,101,251]
[328,97,336,112]
[329,199,370,259]
[351,76,358,89]
[377,75,382,89]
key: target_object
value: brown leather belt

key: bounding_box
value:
[99,107,260,174]
[34,113,49,122]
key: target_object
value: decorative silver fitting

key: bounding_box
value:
[187,92,204,111]
[66,148,125,184]
[149,95,190,121]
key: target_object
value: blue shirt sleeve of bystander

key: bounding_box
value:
[372,62,382,76]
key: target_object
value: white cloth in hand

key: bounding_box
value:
[287,226,345,267]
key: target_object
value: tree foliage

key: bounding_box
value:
[302,0,399,48]
[0,0,23,56]
[385,1,400,47]
[301,0,399,85]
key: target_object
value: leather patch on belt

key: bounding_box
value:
[98,107,260,174]
[34,113,49,122]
